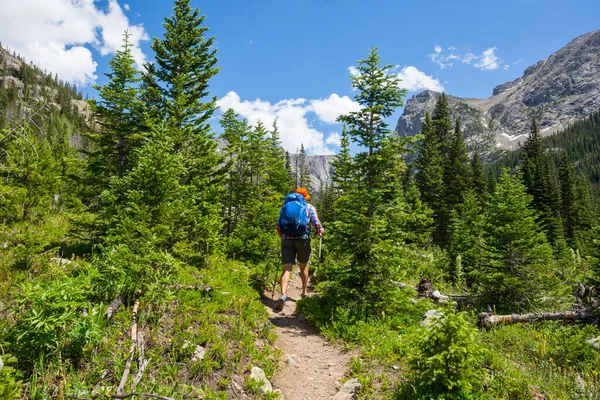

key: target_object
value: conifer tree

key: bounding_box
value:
[471,152,487,204]
[297,143,311,190]
[86,31,143,195]
[330,47,408,314]
[266,121,293,196]
[476,169,554,311]
[559,151,576,244]
[102,123,190,252]
[521,119,563,242]
[151,0,226,261]
[415,112,444,245]
[432,93,452,155]
[448,191,484,286]
[439,118,471,246]
[152,0,219,144]
[330,127,353,195]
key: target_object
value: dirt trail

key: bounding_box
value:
[263,273,353,399]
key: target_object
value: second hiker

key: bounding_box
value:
[275,187,324,311]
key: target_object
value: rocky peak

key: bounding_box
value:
[395,29,600,154]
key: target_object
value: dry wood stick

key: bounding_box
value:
[117,300,140,395]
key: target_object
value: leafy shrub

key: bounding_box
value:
[405,311,485,399]
[91,244,177,302]
[10,274,104,371]
[0,354,22,399]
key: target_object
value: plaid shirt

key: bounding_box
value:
[276,203,324,240]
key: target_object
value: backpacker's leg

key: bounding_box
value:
[298,263,309,296]
[296,238,312,297]
[280,263,293,297]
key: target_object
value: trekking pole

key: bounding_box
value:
[316,235,323,281]
[272,254,279,300]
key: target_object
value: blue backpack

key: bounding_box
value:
[278,193,310,237]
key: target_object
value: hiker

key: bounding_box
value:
[275,187,324,310]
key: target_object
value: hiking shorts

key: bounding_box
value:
[281,238,311,264]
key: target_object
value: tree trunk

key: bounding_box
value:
[479,308,595,328]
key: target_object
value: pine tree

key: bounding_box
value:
[439,118,472,246]
[151,0,226,261]
[297,143,311,190]
[559,151,576,244]
[86,31,143,196]
[432,93,452,155]
[266,120,293,196]
[471,152,487,204]
[152,0,219,146]
[448,191,484,286]
[415,112,444,245]
[329,47,408,314]
[102,123,190,252]
[521,119,563,243]
[476,169,554,311]
[331,127,353,195]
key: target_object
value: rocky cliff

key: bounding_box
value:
[395,29,600,152]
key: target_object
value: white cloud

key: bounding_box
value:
[348,66,360,77]
[124,3,130,11]
[430,45,506,71]
[429,44,453,69]
[307,94,362,124]
[396,66,444,92]
[474,47,500,70]
[217,91,352,155]
[325,132,342,147]
[0,0,148,85]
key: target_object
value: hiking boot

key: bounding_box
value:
[276,295,286,311]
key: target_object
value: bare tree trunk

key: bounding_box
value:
[117,300,140,395]
[479,308,595,328]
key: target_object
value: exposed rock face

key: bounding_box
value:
[289,154,335,192]
[395,29,600,152]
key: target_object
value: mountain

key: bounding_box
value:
[289,154,335,191]
[395,29,600,154]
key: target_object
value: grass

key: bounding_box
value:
[0,213,281,399]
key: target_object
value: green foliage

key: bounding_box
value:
[327,47,412,316]
[86,31,143,196]
[0,354,23,399]
[10,272,105,371]
[405,311,485,399]
[91,244,177,302]
[475,169,555,312]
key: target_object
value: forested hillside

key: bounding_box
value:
[1,0,600,399]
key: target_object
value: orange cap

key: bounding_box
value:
[295,187,310,201]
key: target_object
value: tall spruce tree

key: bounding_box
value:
[415,112,444,245]
[86,31,143,195]
[559,151,577,244]
[297,143,311,190]
[329,47,408,314]
[151,0,226,261]
[470,152,487,204]
[476,169,554,311]
[432,93,452,156]
[521,119,563,243]
[440,118,471,246]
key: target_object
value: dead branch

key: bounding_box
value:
[478,308,595,328]
[131,331,149,390]
[117,300,140,395]
[167,284,212,294]
[105,298,123,321]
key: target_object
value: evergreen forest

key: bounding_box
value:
[1,1,600,398]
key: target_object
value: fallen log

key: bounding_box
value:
[478,308,595,328]
[117,300,140,395]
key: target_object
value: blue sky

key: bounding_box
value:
[1,0,599,154]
